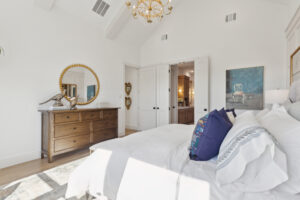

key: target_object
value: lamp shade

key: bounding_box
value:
[265,89,289,104]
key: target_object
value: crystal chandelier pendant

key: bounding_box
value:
[126,0,173,23]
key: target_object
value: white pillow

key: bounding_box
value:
[259,106,300,194]
[289,80,300,102]
[256,108,270,121]
[284,101,300,121]
[216,111,288,192]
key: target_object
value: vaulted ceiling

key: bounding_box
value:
[35,0,293,47]
[35,0,172,47]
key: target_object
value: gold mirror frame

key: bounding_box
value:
[291,46,300,85]
[59,64,100,105]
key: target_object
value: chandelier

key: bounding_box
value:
[125,0,173,23]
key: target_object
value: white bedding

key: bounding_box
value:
[66,124,300,200]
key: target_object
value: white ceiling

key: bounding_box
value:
[263,0,292,5]
[54,0,119,29]
[37,0,293,47]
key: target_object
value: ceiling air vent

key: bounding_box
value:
[161,34,168,41]
[225,13,237,23]
[92,0,110,17]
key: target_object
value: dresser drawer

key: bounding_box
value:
[54,122,90,138]
[54,135,90,152]
[93,128,117,143]
[93,120,117,131]
[103,110,117,120]
[54,113,79,124]
[82,111,100,121]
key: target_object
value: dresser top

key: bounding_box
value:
[38,107,120,113]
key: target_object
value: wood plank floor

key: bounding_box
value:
[0,130,138,187]
[125,129,138,136]
[0,149,89,187]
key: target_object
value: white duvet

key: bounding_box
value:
[66,124,300,200]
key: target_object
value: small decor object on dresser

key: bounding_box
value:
[226,66,264,110]
[39,93,65,107]
[125,97,132,110]
[69,96,78,110]
[125,82,132,96]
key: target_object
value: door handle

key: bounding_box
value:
[204,108,208,112]
[157,107,160,110]
[153,107,156,110]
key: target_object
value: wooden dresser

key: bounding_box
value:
[40,108,118,162]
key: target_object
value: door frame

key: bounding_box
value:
[122,63,140,137]
[141,56,210,123]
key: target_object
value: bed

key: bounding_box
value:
[65,113,300,200]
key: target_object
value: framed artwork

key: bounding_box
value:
[226,66,264,110]
[87,85,96,101]
[290,46,300,85]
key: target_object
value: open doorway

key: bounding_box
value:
[170,61,195,124]
[124,65,139,136]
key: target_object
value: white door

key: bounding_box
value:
[194,57,210,122]
[156,65,170,127]
[138,67,157,130]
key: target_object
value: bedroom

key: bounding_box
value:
[0,0,300,199]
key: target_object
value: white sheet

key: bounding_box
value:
[66,124,300,200]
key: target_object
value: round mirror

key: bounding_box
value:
[59,64,100,105]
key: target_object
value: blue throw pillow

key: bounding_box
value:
[190,110,233,161]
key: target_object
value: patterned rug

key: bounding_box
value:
[0,158,88,200]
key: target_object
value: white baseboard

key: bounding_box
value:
[0,151,40,169]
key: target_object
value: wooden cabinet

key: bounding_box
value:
[178,107,194,124]
[40,108,118,162]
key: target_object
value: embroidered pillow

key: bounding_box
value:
[225,108,237,124]
[190,110,233,161]
[219,108,233,125]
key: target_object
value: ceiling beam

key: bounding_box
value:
[34,0,56,11]
[105,4,131,40]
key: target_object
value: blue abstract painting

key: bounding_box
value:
[226,66,264,110]
[87,85,96,101]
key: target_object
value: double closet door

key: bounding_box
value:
[139,65,170,130]
[138,57,210,131]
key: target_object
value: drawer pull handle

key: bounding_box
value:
[73,140,76,143]
[66,116,70,119]
[73,127,77,130]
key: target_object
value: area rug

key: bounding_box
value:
[0,158,88,200]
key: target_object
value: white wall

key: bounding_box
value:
[288,0,300,21]
[0,1,139,168]
[140,0,289,111]
[125,66,139,130]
